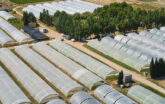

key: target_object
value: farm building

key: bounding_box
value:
[22,26,49,41]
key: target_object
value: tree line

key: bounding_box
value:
[150,58,165,79]
[25,2,165,40]
[23,12,36,26]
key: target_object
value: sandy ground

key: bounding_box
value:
[14,5,165,94]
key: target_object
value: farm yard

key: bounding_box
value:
[0,0,164,104]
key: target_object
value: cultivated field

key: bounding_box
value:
[85,0,165,9]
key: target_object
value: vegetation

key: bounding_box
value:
[118,71,124,85]
[23,12,36,26]
[8,18,24,29]
[10,0,52,4]
[39,2,165,40]
[150,58,165,79]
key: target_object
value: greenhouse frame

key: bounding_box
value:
[0,66,31,104]
[32,42,105,90]
[15,45,83,97]
[49,40,117,79]
[94,84,136,104]
[128,85,165,104]
[0,48,59,103]
[69,91,101,104]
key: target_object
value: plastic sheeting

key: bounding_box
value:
[0,11,15,20]
[0,17,32,43]
[94,84,136,104]
[128,85,165,104]
[87,38,148,72]
[23,0,102,18]
[0,29,15,46]
[0,66,31,104]
[0,48,59,103]
[15,45,83,97]
[69,91,101,104]
[46,99,66,104]
[32,42,104,90]
[49,40,117,79]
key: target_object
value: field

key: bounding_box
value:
[85,0,165,9]
[9,0,53,4]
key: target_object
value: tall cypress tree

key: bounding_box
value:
[150,58,154,78]
[118,70,123,85]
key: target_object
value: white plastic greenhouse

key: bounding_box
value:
[23,0,102,18]
[46,99,66,104]
[115,35,164,59]
[87,38,149,72]
[15,45,83,97]
[94,84,136,104]
[0,48,59,103]
[32,42,105,90]
[0,11,15,20]
[127,32,165,51]
[69,91,101,104]
[0,29,15,46]
[0,17,32,43]
[49,40,117,79]
[0,66,31,104]
[128,85,165,104]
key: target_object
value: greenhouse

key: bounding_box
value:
[127,33,165,51]
[0,66,31,104]
[46,99,66,104]
[94,84,136,104]
[0,48,59,103]
[23,0,102,18]
[69,91,101,104]
[22,5,44,18]
[115,36,164,59]
[0,11,15,20]
[87,39,149,72]
[49,40,117,79]
[0,29,15,46]
[15,45,83,97]
[0,17,32,43]
[32,42,104,90]
[128,85,165,104]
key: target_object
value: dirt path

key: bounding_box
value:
[14,7,165,95]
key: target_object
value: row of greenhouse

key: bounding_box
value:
[0,17,33,46]
[0,40,164,104]
[87,27,165,72]
[22,0,103,18]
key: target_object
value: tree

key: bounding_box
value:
[150,58,155,78]
[118,70,123,85]
[22,12,36,26]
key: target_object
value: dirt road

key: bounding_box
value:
[14,7,165,94]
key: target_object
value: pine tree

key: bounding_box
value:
[118,70,123,85]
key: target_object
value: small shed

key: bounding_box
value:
[22,26,49,41]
